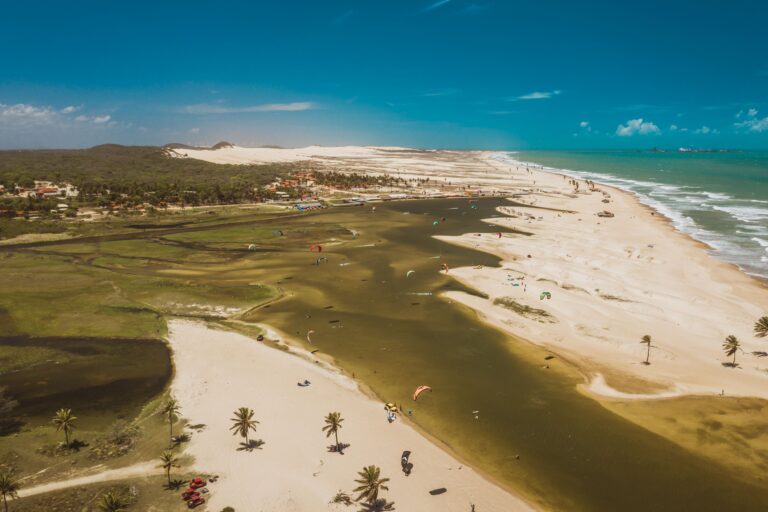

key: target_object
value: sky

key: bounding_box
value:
[1,0,767,150]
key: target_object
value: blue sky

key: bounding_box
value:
[1,0,767,149]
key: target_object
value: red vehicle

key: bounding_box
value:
[188,497,205,508]
[181,490,200,501]
[189,478,207,489]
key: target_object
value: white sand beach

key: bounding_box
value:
[169,320,532,511]
[440,156,768,399]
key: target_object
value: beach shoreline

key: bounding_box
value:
[437,152,768,400]
[169,319,536,511]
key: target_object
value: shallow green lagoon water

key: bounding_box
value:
[0,337,170,430]
[247,198,768,511]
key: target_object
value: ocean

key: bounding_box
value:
[508,150,768,279]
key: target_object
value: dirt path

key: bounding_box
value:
[18,461,162,498]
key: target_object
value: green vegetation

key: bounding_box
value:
[755,316,768,338]
[314,171,405,190]
[640,335,653,365]
[723,334,742,366]
[0,145,299,207]
[97,490,130,512]
[51,408,77,447]
[230,407,259,447]
[162,397,181,448]
[158,450,179,488]
[0,465,20,512]
[353,465,390,504]
[13,478,193,511]
[599,293,633,303]
[322,412,344,453]
[492,296,554,322]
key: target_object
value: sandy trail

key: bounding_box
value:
[17,461,161,498]
[169,320,532,512]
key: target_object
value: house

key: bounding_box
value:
[36,187,61,198]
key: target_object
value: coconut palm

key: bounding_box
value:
[755,316,768,338]
[322,412,344,452]
[159,450,179,487]
[0,466,20,512]
[229,407,259,445]
[98,490,129,512]
[51,408,77,447]
[723,335,742,366]
[640,335,653,364]
[353,465,390,504]
[162,397,181,447]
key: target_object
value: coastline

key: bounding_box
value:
[509,153,768,282]
[169,319,535,511]
[438,152,768,399]
[218,317,548,509]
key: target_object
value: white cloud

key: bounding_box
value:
[579,121,589,127]
[74,114,113,125]
[694,126,718,135]
[615,118,660,136]
[189,127,200,134]
[513,90,562,101]
[751,118,768,132]
[60,105,80,114]
[0,103,57,125]
[424,88,459,97]
[421,0,451,12]
[734,109,768,133]
[182,102,317,114]
[669,124,678,131]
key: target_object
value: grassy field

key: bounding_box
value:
[0,206,304,510]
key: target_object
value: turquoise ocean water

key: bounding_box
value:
[504,150,768,279]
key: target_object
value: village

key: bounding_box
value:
[0,167,503,226]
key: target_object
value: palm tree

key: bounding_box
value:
[353,465,390,504]
[0,466,20,512]
[723,335,742,366]
[640,335,653,364]
[98,490,129,512]
[229,407,259,445]
[51,408,77,447]
[159,450,179,487]
[755,316,768,338]
[162,397,181,447]
[322,412,344,452]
